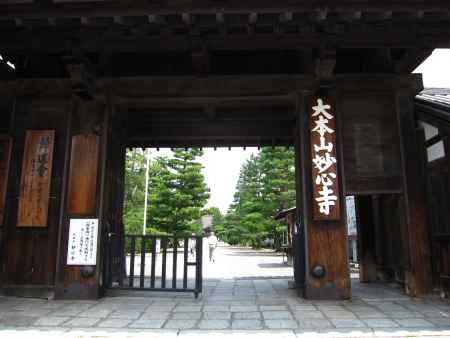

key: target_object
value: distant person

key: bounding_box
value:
[189,233,196,255]
[207,232,218,262]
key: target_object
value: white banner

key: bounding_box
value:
[67,218,98,265]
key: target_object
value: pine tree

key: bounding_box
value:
[148,148,210,235]
[223,147,296,247]
[123,149,147,234]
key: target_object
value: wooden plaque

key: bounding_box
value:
[0,135,12,225]
[67,134,99,215]
[309,95,341,220]
[17,130,55,227]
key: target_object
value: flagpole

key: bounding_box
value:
[143,148,151,235]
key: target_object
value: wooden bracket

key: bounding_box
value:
[62,51,95,100]
[315,49,336,81]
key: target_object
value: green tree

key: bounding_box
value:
[148,148,210,235]
[258,147,296,240]
[123,149,147,235]
[223,147,296,247]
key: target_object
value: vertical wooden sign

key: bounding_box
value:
[0,135,12,225]
[17,130,55,227]
[309,95,341,220]
[67,134,99,215]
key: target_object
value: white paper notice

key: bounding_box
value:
[67,218,98,265]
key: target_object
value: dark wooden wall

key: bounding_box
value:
[335,78,432,296]
[419,119,450,293]
[378,195,410,281]
[2,98,68,286]
[355,195,377,283]
[356,194,410,284]
[340,92,402,195]
[427,164,450,291]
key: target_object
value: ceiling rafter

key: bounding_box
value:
[2,0,450,19]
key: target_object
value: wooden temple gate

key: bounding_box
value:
[0,0,449,300]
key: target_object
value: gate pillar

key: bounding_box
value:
[54,98,125,299]
[396,89,432,296]
[294,87,351,300]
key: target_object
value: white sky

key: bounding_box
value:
[199,148,259,212]
[413,49,450,87]
[148,49,449,214]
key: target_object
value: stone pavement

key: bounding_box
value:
[126,243,294,284]
[0,245,449,337]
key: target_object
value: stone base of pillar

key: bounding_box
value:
[304,283,351,300]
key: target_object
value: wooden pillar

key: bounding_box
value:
[396,90,432,296]
[444,134,450,290]
[355,195,377,283]
[55,99,108,299]
[294,87,350,300]
[293,95,307,290]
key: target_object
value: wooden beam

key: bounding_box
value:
[337,11,362,22]
[125,110,295,123]
[127,120,293,140]
[280,12,293,23]
[363,48,393,73]
[3,21,449,56]
[127,138,293,148]
[2,1,450,20]
[117,95,294,109]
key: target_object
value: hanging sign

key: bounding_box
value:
[17,130,55,227]
[67,218,98,266]
[310,96,341,220]
[0,135,12,225]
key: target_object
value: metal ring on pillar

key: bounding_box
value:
[311,264,326,278]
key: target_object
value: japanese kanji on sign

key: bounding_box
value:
[17,130,55,227]
[310,96,341,220]
[67,218,98,265]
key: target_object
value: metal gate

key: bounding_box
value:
[106,234,203,298]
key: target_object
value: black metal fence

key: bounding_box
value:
[106,234,203,298]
